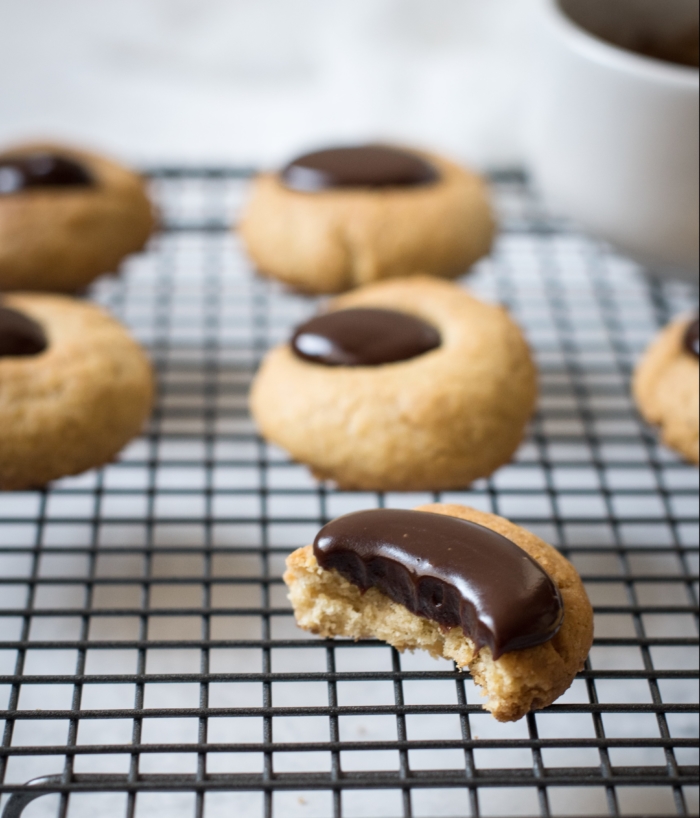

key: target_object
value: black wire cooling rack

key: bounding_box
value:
[0,168,698,818]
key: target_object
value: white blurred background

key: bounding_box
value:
[0,0,536,168]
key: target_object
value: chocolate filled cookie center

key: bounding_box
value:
[314,509,564,659]
[292,308,441,367]
[0,152,94,195]
[683,316,699,359]
[281,145,439,192]
[0,306,48,358]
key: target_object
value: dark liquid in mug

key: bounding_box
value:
[559,0,699,69]
[624,24,699,68]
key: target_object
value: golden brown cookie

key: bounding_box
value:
[239,145,495,294]
[250,275,537,491]
[633,315,699,464]
[0,293,154,490]
[285,503,594,723]
[0,142,155,292]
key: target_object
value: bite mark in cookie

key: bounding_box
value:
[314,509,564,658]
[285,504,594,722]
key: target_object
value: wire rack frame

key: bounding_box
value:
[0,168,697,818]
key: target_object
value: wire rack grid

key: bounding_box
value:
[0,168,697,818]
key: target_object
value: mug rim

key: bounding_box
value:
[543,0,700,89]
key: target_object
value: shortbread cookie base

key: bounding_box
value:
[240,150,495,294]
[284,504,594,722]
[0,142,155,292]
[633,317,699,464]
[0,294,154,490]
[251,276,537,491]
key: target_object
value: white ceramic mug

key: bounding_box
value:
[526,0,699,281]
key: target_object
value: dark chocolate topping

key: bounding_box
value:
[292,308,441,367]
[683,316,699,359]
[0,306,47,358]
[0,152,94,195]
[282,145,439,192]
[314,509,564,659]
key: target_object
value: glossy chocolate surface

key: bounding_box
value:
[0,306,47,358]
[314,509,564,658]
[0,152,94,195]
[281,145,439,192]
[683,316,699,359]
[292,308,441,367]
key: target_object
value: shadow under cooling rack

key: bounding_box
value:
[0,168,697,818]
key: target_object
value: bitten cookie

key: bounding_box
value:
[633,315,699,464]
[250,275,537,491]
[285,504,594,722]
[0,293,154,490]
[239,144,495,294]
[0,142,155,292]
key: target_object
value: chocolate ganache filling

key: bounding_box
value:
[292,308,441,367]
[683,316,699,359]
[0,306,47,358]
[314,509,565,659]
[0,152,94,195]
[281,145,439,192]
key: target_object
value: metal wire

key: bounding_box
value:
[0,169,697,818]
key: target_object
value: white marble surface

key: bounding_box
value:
[0,0,535,168]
